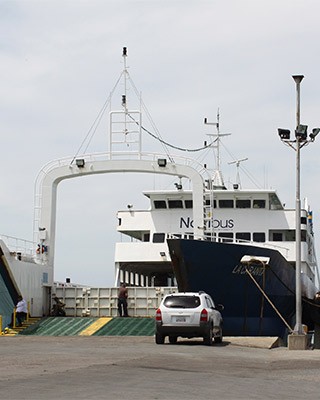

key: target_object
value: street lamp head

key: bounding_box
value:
[292,75,304,84]
[278,128,290,140]
[309,128,320,141]
[295,124,308,140]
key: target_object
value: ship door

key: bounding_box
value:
[42,286,51,316]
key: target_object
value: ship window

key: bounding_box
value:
[143,233,150,242]
[154,200,167,209]
[285,230,295,241]
[236,232,250,242]
[270,230,298,242]
[185,200,193,208]
[153,233,165,243]
[253,199,266,209]
[219,199,234,208]
[218,232,233,243]
[301,230,306,242]
[273,232,283,241]
[253,232,265,242]
[269,193,283,210]
[301,217,307,225]
[118,218,122,226]
[236,199,251,208]
[168,200,183,209]
[205,199,217,208]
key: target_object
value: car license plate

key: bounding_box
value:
[175,316,186,323]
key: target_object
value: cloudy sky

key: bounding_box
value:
[1,0,320,286]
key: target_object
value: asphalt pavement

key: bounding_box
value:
[1,336,320,400]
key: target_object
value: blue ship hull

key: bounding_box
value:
[167,239,319,337]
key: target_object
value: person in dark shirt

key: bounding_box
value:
[118,283,128,317]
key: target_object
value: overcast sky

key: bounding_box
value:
[1,0,320,287]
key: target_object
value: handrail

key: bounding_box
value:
[0,235,36,257]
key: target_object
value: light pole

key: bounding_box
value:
[278,75,320,337]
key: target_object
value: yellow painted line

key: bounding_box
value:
[79,317,112,336]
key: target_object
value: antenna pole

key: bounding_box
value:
[204,109,231,188]
[122,47,128,112]
[216,108,221,171]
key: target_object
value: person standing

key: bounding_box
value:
[16,295,28,326]
[118,283,128,317]
[9,295,28,327]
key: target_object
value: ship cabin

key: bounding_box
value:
[115,187,316,286]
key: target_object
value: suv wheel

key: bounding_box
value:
[155,332,165,344]
[169,336,177,344]
[214,327,223,344]
[203,327,213,346]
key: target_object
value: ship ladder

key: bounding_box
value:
[245,267,293,333]
[203,185,214,240]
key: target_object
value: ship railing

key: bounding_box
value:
[235,238,290,256]
[167,233,290,258]
[0,234,38,262]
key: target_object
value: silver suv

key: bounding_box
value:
[155,291,223,346]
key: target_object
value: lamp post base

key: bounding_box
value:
[287,333,308,350]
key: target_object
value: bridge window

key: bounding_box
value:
[205,199,217,208]
[253,199,266,209]
[168,200,183,209]
[154,200,167,209]
[236,199,251,208]
[269,193,283,210]
[185,200,193,208]
[219,199,234,208]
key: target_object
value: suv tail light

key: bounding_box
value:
[200,308,208,322]
[156,308,162,322]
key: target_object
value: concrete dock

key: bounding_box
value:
[1,336,320,399]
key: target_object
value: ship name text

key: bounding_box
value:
[232,264,264,276]
[180,217,234,229]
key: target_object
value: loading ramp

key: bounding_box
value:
[18,317,155,337]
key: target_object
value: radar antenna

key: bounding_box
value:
[228,157,248,188]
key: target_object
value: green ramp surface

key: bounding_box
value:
[94,317,155,336]
[20,317,97,336]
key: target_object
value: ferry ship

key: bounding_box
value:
[112,53,320,337]
[1,48,320,337]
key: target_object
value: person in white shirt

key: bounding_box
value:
[9,295,28,327]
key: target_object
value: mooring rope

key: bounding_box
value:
[245,266,294,333]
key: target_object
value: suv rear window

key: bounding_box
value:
[164,295,201,308]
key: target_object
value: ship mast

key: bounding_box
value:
[204,109,230,189]
[109,47,142,158]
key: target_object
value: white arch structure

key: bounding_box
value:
[36,156,206,283]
